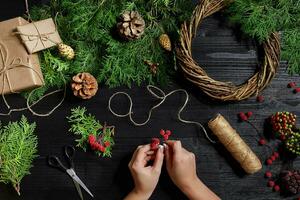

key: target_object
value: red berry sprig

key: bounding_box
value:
[88,134,108,153]
[160,129,172,141]
[151,129,173,150]
[151,138,160,150]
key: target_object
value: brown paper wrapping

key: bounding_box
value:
[0,17,44,95]
[208,114,262,174]
[16,18,62,54]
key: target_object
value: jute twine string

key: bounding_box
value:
[108,85,216,143]
[0,41,66,117]
[176,0,280,101]
[208,114,262,174]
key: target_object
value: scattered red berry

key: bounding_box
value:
[268,180,275,187]
[273,185,280,192]
[104,141,110,147]
[270,155,276,161]
[265,171,272,178]
[288,82,296,88]
[273,152,279,158]
[257,95,264,103]
[266,159,273,165]
[293,88,300,94]
[246,111,253,118]
[239,112,248,121]
[160,129,165,136]
[151,138,160,150]
[259,138,266,145]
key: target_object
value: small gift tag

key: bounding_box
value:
[16,18,62,54]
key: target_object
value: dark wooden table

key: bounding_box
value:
[1,1,300,200]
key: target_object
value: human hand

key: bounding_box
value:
[164,140,220,200]
[125,144,164,200]
[164,140,198,191]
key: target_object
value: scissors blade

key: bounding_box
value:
[67,169,94,198]
[73,179,84,200]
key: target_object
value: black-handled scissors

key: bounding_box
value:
[48,145,94,200]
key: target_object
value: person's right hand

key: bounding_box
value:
[164,140,220,200]
[164,140,198,191]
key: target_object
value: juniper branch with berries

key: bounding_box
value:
[67,107,115,157]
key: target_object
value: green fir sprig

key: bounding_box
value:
[67,106,115,157]
[27,0,193,100]
[0,116,38,195]
[227,0,300,74]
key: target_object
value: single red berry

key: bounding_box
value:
[279,134,286,141]
[259,138,266,145]
[265,171,272,178]
[238,112,248,121]
[294,88,300,94]
[104,141,110,147]
[160,129,165,136]
[266,159,273,165]
[268,180,275,187]
[165,130,172,136]
[270,155,276,161]
[273,152,279,158]
[274,185,280,192]
[257,95,264,103]
[246,111,253,118]
[99,145,105,152]
[163,134,169,141]
[88,135,96,144]
[151,138,160,150]
[287,82,296,88]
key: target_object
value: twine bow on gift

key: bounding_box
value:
[0,41,66,117]
[0,40,44,108]
[15,21,58,53]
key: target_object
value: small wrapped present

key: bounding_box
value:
[0,17,44,95]
[16,18,62,54]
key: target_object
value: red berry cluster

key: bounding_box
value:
[264,169,280,192]
[238,111,253,121]
[287,82,300,93]
[88,134,110,153]
[151,129,172,150]
[270,111,297,140]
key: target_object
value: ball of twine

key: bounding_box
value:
[176,0,281,101]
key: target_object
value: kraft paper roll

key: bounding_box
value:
[208,114,262,174]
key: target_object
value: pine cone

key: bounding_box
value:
[159,34,172,51]
[58,43,75,60]
[117,11,145,40]
[71,72,98,99]
[280,170,300,194]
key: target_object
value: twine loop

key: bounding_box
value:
[108,85,216,143]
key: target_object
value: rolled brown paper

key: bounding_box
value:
[208,114,262,174]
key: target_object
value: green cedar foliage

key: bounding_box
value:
[227,0,300,74]
[28,0,193,100]
[67,106,115,157]
[0,116,38,195]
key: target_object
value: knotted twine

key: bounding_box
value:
[0,41,66,117]
[208,114,262,174]
[108,85,216,143]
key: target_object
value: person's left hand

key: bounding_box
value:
[126,144,164,200]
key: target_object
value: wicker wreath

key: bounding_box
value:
[176,0,280,101]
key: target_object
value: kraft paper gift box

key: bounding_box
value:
[0,17,44,95]
[16,18,62,54]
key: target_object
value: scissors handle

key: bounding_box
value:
[64,145,75,169]
[48,156,68,171]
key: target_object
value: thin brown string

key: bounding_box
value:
[0,41,65,117]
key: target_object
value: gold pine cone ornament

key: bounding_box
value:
[117,11,145,40]
[159,34,172,51]
[58,43,75,60]
[71,72,98,99]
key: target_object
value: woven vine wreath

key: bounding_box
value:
[176,0,280,101]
